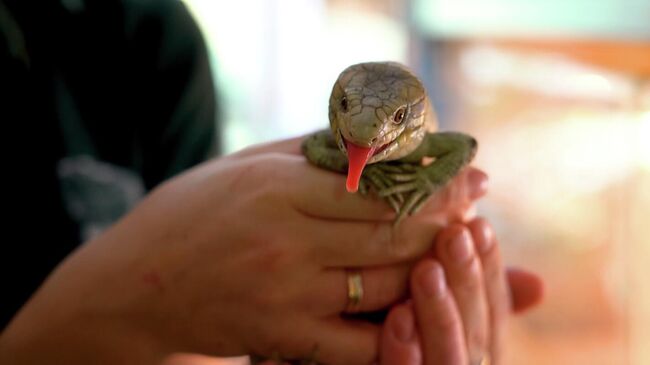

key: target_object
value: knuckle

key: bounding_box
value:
[385,223,432,260]
[249,154,291,181]
[226,158,278,196]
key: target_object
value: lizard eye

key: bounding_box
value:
[393,106,407,124]
[340,96,349,112]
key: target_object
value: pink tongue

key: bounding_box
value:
[346,142,375,193]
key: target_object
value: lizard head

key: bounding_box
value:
[328,62,431,192]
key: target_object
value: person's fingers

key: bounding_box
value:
[432,167,489,206]
[288,159,396,221]
[411,259,468,365]
[380,303,421,365]
[466,167,489,200]
[435,225,489,365]
[507,267,545,313]
[468,217,509,365]
[309,265,410,315]
[418,167,488,219]
[232,136,304,158]
[234,138,489,223]
[304,214,439,267]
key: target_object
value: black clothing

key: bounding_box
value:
[1,0,218,329]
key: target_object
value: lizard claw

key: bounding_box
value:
[380,166,444,221]
[378,182,418,197]
[361,168,401,214]
[363,163,448,221]
[388,173,418,182]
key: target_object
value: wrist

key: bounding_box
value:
[0,235,170,364]
[1,305,167,365]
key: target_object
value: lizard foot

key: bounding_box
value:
[360,164,407,214]
[376,165,442,223]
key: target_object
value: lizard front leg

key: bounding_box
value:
[361,163,410,213]
[301,129,348,174]
[380,131,477,223]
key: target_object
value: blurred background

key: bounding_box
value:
[181,0,650,364]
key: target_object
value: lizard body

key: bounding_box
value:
[303,61,478,223]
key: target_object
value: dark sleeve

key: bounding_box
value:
[0,0,219,330]
[124,0,219,189]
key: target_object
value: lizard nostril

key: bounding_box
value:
[371,137,378,144]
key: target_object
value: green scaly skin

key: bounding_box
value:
[252,62,477,365]
[303,61,477,224]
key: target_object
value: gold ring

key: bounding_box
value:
[346,270,364,311]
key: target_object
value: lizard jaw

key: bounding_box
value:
[337,129,402,164]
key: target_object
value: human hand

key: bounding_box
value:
[380,219,544,365]
[0,136,488,365]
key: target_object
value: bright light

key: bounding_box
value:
[638,110,650,169]
[482,112,637,201]
[461,45,636,103]
[183,0,408,153]
[476,105,644,251]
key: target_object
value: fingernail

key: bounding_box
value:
[391,306,415,343]
[417,261,446,299]
[468,169,488,199]
[447,229,474,263]
[476,220,495,254]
